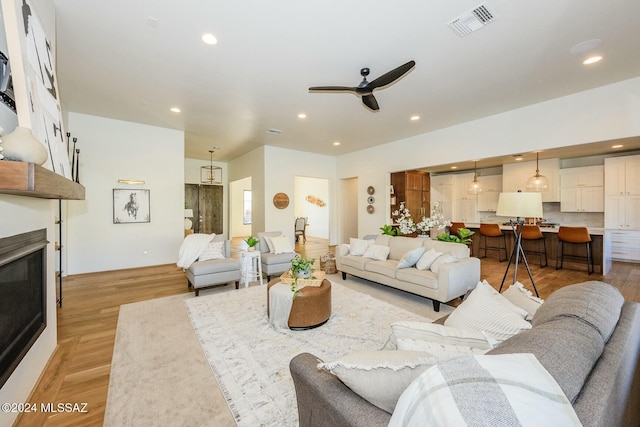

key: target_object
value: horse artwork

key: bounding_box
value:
[113,189,150,223]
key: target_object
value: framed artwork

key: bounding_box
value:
[113,189,150,224]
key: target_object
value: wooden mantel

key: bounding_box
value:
[0,161,85,200]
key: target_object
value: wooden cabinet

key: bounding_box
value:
[502,158,560,202]
[476,175,502,212]
[560,166,604,212]
[391,170,430,219]
[605,156,640,229]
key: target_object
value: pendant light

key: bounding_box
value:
[201,148,222,185]
[467,161,483,194]
[525,152,548,192]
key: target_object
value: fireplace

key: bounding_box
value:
[0,229,48,388]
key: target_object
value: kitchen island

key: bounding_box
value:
[464,223,605,274]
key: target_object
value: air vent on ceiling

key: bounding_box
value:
[448,3,496,38]
[266,128,283,135]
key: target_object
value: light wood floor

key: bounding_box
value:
[14,236,640,426]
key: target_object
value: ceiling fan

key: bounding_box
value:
[308,60,416,111]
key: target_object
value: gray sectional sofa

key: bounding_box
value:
[336,235,480,311]
[289,281,640,427]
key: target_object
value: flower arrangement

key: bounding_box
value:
[392,202,416,235]
[416,201,452,235]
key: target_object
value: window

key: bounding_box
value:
[243,190,252,225]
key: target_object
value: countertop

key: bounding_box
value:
[465,223,605,236]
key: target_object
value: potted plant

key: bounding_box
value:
[244,236,259,251]
[380,224,399,236]
[289,254,316,298]
[436,228,474,245]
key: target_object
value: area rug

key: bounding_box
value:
[185,281,430,427]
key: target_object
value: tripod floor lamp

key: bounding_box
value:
[496,191,543,297]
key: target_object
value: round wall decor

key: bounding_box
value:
[367,205,374,214]
[272,192,290,209]
[367,186,375,195]
[367,196,375,204]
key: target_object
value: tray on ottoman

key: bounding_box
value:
[279,270,326,287]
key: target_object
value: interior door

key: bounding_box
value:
[185,184,223,234]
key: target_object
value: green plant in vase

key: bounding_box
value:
[244,236,259,251]
[380,224,399,236]
[436,228,474,245]
[289,254,316,298]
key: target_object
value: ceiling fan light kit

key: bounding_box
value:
[308,60,416,111]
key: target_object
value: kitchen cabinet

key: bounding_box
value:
[391,170,430,219]
[430,174,453,222]
[502,158,560,202]
[605,156,640,229]
[607,230,640,262]
[452,172,478,223]
[476,175,502,212]
[560,166,604,212]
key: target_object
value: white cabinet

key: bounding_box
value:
[560,166,604,212]
[430,175,453,223]
[502,158,560,202]
[477,175,502,212]
[605,156,640,229]
[607,230,640,262]
[452,173,478,223]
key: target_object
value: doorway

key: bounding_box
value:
[294,176,329,240]
[185,184,223,234]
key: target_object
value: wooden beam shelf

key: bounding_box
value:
[0,161,85,200]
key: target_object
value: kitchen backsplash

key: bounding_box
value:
[478,202,605,228]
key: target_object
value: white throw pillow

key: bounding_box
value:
[198,241,225,261]
[270,235,293,254]
[477,279,530,319]
[264,236,276,253]
[349,238,373,256]
[362,244,391,261]
[415,249,442,270]
[502,281,544,321]
[397,247,425,269]
[389,354,582,427]
[318,350,437,414]
[445,280,531,342]
[429,252,458,274]
[390,321,491,351]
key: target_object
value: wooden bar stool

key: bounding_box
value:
[479,223,507,261]
[556,226,593,274]
[519,224,547,268]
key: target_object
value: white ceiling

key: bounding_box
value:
[53,0,640,163]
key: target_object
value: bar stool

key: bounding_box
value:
[519,224,547,268]
[556,226,593,274]
[479,223,508,261]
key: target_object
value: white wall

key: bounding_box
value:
[229,147,266,235]
[263,146,337,245]
[230,176,252,238]
[336,77,640,238]
[66,113,184,274]
[294,176,329,239]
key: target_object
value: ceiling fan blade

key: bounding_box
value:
[369,60,416,90]
[308,86,356,92]
[362,94,379,111]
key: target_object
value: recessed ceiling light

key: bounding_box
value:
[583,55,602,65]
[201,33,218,45]
[612,144,624,149]
[410,115,420,121]
[450,166,457,169]
[297,113,307,119]
[170,107,181,113]
[333,141,340,146]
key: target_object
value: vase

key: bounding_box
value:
[1,127,48,165]
[248,246,255,252]
[296,269,311,279]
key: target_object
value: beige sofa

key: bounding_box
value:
[336,235,480,311]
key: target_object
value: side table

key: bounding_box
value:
[241,250,264,287]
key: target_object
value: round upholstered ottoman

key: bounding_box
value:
[267,278,331,330]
